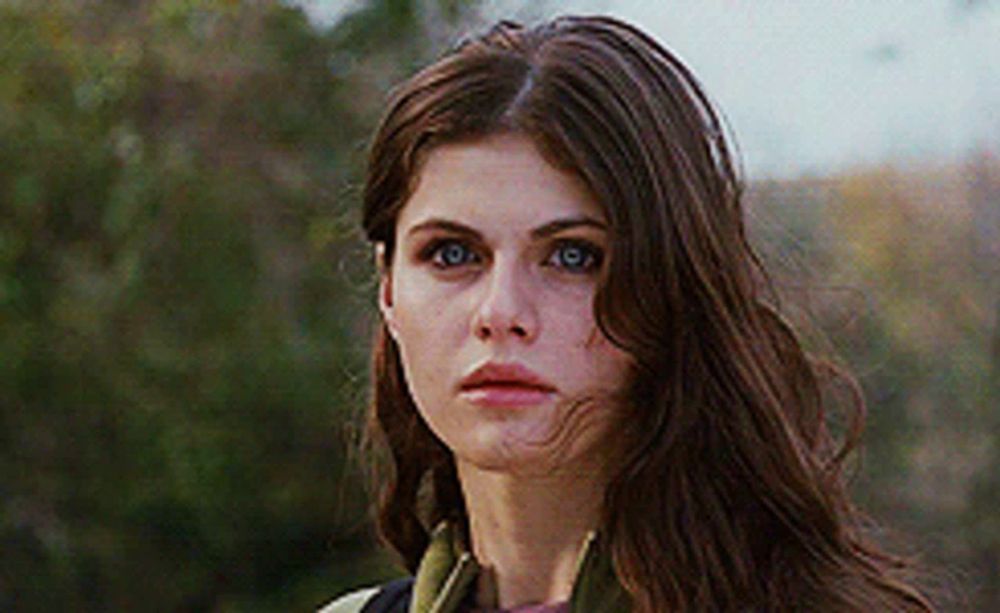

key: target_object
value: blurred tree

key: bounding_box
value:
[749,151,1000,609]
[962,148,1000,610]
[0,0,479,610]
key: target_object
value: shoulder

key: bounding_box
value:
[317,586,380,613]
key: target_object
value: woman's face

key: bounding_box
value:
[379,133,632,475]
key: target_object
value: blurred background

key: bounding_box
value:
[0,0,996,610]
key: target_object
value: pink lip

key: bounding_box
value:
[458,362,556,408]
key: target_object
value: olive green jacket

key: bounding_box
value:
[320,523,631,613]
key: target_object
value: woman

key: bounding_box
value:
[325,15,934,613]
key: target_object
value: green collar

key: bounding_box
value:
[410,523,632,613]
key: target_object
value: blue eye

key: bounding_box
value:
[430,240,477,268]
[548,241,602,272]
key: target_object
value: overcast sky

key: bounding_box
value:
[297,0,999,179]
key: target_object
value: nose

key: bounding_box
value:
[471,258,539,343]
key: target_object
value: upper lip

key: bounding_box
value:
[458,362,556,392]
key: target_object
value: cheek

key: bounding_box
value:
[567,299,632,377]
[546,292,603,349]
[389,272,459,402]
[391,266,434,325]
[392,273,462,342]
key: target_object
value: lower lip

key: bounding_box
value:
[460,385,555,408]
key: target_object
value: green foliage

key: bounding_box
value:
[0,0,479,609]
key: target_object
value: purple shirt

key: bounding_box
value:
[469,603,570,613]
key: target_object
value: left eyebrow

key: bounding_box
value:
[530,216,607,239]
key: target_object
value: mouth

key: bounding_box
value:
[458,362,556,408]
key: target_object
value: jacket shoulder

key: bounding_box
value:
[317,586,380,613]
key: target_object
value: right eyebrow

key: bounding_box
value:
[404,218,483,241]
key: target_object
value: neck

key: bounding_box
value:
[456,458,609,609]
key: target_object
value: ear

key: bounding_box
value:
[375,244,398,340]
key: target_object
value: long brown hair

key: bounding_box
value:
[360,15,933,612]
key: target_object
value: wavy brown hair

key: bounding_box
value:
[359,15,933,612]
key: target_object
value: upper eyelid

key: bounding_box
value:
[548,229,606,247]
[550,236,601,247]
[548,237,604,255]
[547,239,603,262]
[416,235,480,255]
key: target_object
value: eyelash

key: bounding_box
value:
[419,238,603,274]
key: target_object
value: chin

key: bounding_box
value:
[456,447,556,475]
[436,395,620,474]
[454,423,601,475]
[454,431,546,471]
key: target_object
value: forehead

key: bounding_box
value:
[397,133,603,233]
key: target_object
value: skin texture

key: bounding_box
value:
[378,133,633,606]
